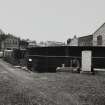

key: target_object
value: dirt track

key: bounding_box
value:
[0,59,105,105]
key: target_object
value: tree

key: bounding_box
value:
[0,34,8,50]
[19,39,29,49]
[0,34,8,41]
[67,38,71,44]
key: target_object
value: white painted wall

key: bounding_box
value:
[82,51,92,71]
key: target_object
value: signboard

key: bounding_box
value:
[82,51,92,72]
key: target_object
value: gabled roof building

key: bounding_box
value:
[93,23,105,46]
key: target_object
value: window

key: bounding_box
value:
[97,35,102,45]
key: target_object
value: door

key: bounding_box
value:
[82,51,92,71]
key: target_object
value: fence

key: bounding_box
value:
[27,46,105,72]
[3,49,27,66]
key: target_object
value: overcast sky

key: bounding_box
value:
[0,0,105,42]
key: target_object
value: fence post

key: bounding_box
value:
[65,46,69,66]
